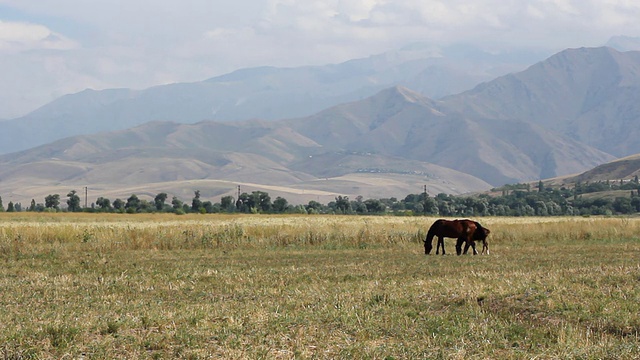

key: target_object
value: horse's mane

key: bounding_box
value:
[473,221,486,239]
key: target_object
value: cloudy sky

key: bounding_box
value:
[1,0,640,118]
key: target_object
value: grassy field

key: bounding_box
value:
[0,213,639,359]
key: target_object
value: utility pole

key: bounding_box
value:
[236,185,242,211]
[85,186,88,208]
[423,185,428,215]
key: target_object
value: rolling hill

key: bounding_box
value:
[558,153,640,184]
[0,116,493,206]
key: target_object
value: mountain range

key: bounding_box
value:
[1,46,640,206]
[0,43,542,155]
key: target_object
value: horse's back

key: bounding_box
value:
[430,219,471,237]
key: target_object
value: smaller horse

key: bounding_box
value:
[424,219,490,255]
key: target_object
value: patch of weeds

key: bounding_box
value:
[1,344,38,360]
[101,320,121,336]
[199,232,215,248]
[141,315,157,330]
[321,243,339,251]
[44,325,79,348]
[142,334,168,352]
[505,322,529,347]
[79,229,94,243]
[183,229,196,243]
[368,293,391,306]
[595,319,640,338]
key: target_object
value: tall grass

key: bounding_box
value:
[0,213,639,359]
[0,213,429,255]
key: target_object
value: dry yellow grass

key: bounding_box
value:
[0,213,639,359]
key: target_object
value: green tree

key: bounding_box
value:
[96,197,112,211]
[0,195,3,212]
[352,200,367,214]
[202,201,214,213]
[221,196,235,212]
[137,199,155,213]
[171,196,183,212]
[45,194,60,210]
[334,196,350,214]
[613,197,633,214]
[154,193,168,211]
[29,199,36,212]
[252,191,272,212]
[125,194,140,213]
[305,200,323,214]
[235,191,272,213]
[272,197,289,213]
[113,199,125,212]
[192,190,203,212]
[7,201,14,212]
[67,190,82,212]
[364,199,385,213]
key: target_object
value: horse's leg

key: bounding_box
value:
[481,240,489,255]
[455,237,464,255]
[436,236,445,255]
[463,239,478,255]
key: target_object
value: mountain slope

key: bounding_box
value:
[285,86,614,185]
[561,154,640,183]
[0,118,493,206]
[0,84,616,207]
[445,47,640,157]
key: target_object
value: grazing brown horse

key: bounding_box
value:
[424,219,490,255]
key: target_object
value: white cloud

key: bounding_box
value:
[1,0,640,118]
[0,20,77,52]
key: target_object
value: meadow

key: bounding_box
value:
[0,213,639,359]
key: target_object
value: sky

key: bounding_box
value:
[1,0,640,119]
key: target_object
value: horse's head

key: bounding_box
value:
[424,238,432,254]
[473,223,490,241]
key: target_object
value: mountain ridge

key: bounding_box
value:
[3,46,640,205]
[0,44,540,155]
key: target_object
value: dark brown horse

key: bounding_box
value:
[424,219,490,255]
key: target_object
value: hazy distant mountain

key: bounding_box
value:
[0,44,541,155]
[4,45,640,204]
[0,85,616,205]
[444,47,640,157]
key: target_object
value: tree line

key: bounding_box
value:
[1,178,640,216]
